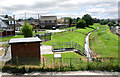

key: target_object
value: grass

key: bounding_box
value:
[42,26,97,48]
[75,26,97,34]
[0,35,24,42]
[89,23,118,58]
[42,52,84,58]
[36,31,46,34]
[42,52,85,67]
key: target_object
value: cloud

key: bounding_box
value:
[0,0,119,19]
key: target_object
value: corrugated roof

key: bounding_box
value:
[40,16,57,21]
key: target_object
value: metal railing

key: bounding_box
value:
[52,42,87,56]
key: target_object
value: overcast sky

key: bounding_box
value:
[0,0,119,19]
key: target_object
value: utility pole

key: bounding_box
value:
[38,14,40,29]
[24,12,26,25]
[13,15,15,36]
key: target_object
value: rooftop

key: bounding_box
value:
[40,16,57,21]
[9,37,42,44]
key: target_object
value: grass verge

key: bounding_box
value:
[0,35,24,42]
[89,23,118,58]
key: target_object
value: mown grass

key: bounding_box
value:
[0,35,24,42]
[36,31,46,34]
[89,23,118,58]
[42,52,84,58]
[42,26,97,48]
[75,26,97,35]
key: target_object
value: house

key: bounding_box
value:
[9,37,42,64]
[17,19,40,29]
[57,17,70,28]
[17,21,24,31]
[40,16,57,29]
[0,15,17,37]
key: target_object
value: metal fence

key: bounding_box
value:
[4,57,119,71]
[52,42,87,56]
[36,33,51,42]
[41,57,119,69]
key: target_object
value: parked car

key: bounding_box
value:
[52,27,56,30]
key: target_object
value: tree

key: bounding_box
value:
[67,17,73,24]
[100,20,108,25]
[22,23,33,37]
[28,17,34,20]
[108,22,114,30]
[76,17,80,22]
[67,17,73,27]
[76,19,86,28]
[82,14,94,27]
[112,21,116,24]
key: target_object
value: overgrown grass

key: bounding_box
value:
[89,23,118,58]
[0,35,24,42]
[3,58,119,73]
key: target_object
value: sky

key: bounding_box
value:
[0,0,119,19]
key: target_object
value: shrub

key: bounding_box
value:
[100,20,108,25]
[21,22,33,37]
[76,19,86,28]
[108,22,114,27]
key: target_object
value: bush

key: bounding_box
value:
[21,23,33,37]
[108,22,114,28]
[76,19,86,28]
[100,20,109,25]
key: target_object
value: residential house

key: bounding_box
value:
[57,17,70,28]
[0,15,16,37]
[40,16,57,29]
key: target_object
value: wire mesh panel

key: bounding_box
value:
[52,42,87,56]
[36,33,51,42]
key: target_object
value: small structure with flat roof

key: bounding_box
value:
[9,37,42,64]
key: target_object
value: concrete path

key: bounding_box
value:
[84,27,99,60]
[0,71,119,76]
[46,29,66,33]
[41,45,53,54]
[1,46,11,62]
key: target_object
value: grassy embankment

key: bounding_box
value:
[89,23,118,58]
[42,26,97,58]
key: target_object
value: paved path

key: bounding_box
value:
[0,71,119,76]
[41,45,53,54]
[46,29,66,33]
[84,27,99,60]
[1,46,11,62]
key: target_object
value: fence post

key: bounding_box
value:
[43,58,45,68]
[45,33,46,41]
[50,33,51,40]
[60,58,62,70]
[16,56,18,65]
[70,57,71,68]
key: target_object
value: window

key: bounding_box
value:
[41,25,45,28]
[41,21,45,23]
[51,20,54,23]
